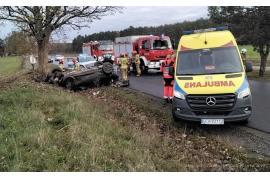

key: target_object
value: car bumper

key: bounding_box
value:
[172,95,252,122]
[147,61,161,69]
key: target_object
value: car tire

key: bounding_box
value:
[65,78,75,90]
[102,62,114,75]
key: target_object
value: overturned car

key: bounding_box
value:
[45,61,119,90]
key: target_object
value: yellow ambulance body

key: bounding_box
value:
[172,27,252,124]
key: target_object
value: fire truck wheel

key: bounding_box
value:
[140,62,148,74]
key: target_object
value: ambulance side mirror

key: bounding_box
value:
[245,61,253,73]
[168,66,174,76]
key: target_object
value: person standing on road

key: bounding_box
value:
[160,54,175,103]
[119,53,129,82]
[132,51,141,77]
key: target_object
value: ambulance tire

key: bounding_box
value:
[172,110,182,122]
[238,119,249,125]
[80,65,86,71]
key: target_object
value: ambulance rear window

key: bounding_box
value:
[176,46,243,75]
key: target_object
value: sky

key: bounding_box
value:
[0,6,208,42]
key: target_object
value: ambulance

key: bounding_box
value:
[172,27,253,125]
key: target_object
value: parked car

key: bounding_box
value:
[77,54,97,70]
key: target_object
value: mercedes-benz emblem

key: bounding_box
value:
[206,96,216,106]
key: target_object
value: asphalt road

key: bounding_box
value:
[128,71,270,133]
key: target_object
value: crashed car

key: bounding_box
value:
[46,61,119,90]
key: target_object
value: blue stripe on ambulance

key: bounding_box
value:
[174,81,186,95]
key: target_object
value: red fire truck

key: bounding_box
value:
[114,35,174,73]
[82,40,114,60]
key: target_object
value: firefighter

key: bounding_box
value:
[119,53,129,82]
[132,51,141,77]
[160,54,175,103]
[59,57,65,71]
[72,57,80,71]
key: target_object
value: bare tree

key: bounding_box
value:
[0,6,121,76]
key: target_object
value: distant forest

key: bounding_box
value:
[71,18,212,52]
[71,18,247,53]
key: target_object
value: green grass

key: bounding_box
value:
[0,82,155,171]
[238,45,270,66]
[0,56,22,76]
[0,78,270,171]
[247,70,270,80]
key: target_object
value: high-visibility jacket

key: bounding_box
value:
[160,58,175,79]
[119,57,129,69]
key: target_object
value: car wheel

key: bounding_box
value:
[65,78,75,90]
[102,62,113,74]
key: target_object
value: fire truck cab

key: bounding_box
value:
[114,35,174,73]
[82,40,114,61]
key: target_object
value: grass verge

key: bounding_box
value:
[0,56,22,76]
[0,76,270,171]
[247,70,270,80]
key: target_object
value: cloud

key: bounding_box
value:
[66,6,208,41]
[0,6,208,41]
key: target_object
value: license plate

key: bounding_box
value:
[201,119,224,125]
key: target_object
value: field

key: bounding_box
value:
[0,56,22,76]
[238,45,270,66]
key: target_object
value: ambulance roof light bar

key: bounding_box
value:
[183,26,228,35]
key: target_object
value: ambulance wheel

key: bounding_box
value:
[172,110,181,122]
[238,119,249,125]
[65,78,75,90]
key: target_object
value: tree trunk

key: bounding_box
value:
[259,53,268,77]
[37,35,50,76]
